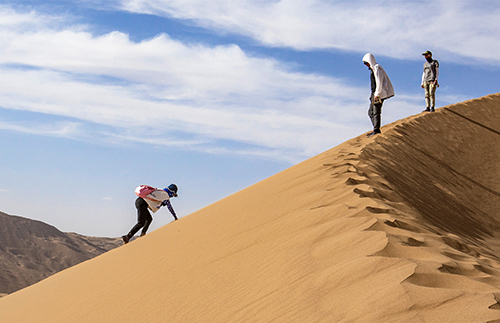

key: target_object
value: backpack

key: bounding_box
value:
[135,185,156,198]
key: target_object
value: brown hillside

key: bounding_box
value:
[0,212,121,295]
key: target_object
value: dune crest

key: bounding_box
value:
[1,94,500,322]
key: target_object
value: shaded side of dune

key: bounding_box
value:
[361,93,500,245]
[348,93,500,321]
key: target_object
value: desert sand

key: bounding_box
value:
[1,93,500,322]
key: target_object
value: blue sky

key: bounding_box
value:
[0,0,499,237]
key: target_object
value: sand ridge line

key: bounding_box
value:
[444,107,500,137]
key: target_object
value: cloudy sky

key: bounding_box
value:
[0,0,499,237]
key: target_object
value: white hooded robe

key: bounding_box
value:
[362,53,395,100]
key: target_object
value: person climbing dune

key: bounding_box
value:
[122,184,178,244]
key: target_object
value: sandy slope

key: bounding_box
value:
[1,94,500,322]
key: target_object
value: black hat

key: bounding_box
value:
[422,50,432,56]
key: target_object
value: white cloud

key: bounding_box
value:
[0,5,426,163]
[0,118,82,138]
[0,6,382,162]
[116,0,500,65]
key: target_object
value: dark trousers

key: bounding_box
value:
[368,99,384,133]
[127,197,153,238]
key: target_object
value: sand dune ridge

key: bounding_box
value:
[1,94,500,322]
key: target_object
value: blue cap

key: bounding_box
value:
[165,184,178,197]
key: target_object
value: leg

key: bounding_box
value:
[429,82,437,110]
[371,101,383,133]
[140,212,153,236]
[366,102,374,136]
[127,197,151,238]
[368,100,375,128]
[424,82,431,110]
[368,102,373,125]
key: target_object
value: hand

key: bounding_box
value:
[421,84,424,88]
[374,96,380,103]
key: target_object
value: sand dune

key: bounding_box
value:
[1,94,500,322]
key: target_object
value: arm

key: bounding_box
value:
[434,62,439,84]
[373,65,392,101]
[162,200,178,220]
[373,66,382,101]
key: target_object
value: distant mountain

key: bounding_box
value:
[0,211,121,295]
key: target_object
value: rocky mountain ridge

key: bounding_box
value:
[0,211,121,295]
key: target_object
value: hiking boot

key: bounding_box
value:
[369,131,380,138]
[423,108,430,112]
[366,131,374,137]
[122,235,130,244]
[430,108,435,112]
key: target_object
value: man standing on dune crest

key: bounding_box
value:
[421,50,439,112]
[362,53,395,137]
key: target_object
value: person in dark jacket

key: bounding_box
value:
[362,53,395,137]
[122,184,178,244]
